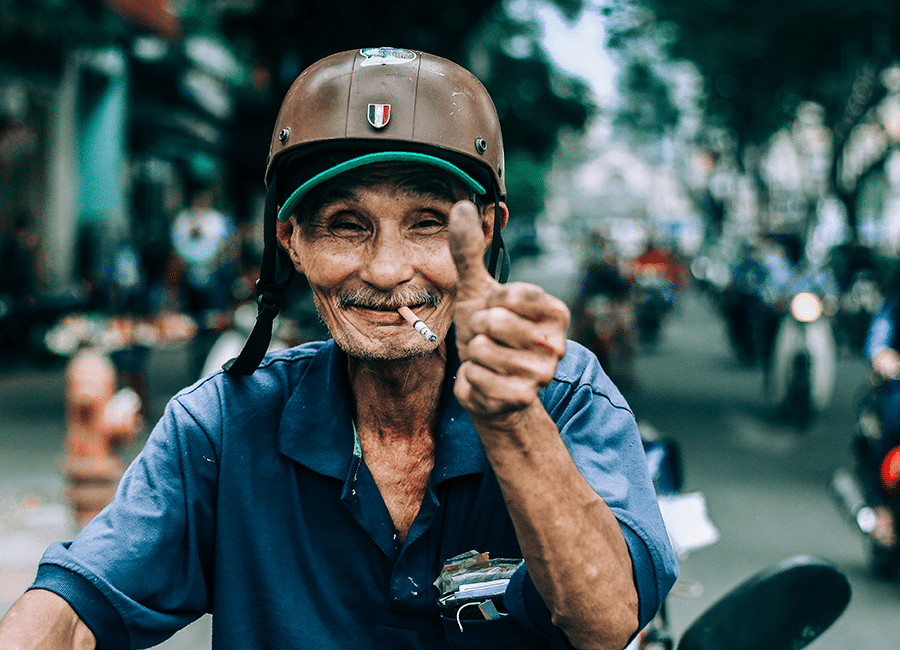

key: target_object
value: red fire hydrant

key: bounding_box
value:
[60,346,143,528]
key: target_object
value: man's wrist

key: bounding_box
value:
[469,401,556,451]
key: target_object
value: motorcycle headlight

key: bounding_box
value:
[791,292,823,323]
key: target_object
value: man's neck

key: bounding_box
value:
[347,347,446,439]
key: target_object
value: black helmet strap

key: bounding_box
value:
[487,184,509,283]
[223,175,294,376]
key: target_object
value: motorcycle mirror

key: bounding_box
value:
[676,555,850,650]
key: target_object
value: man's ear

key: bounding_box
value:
[481,201,510,252]
[275,216,304,273]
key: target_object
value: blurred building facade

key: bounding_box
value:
[0,0,266,299]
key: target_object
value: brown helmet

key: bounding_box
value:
[224,47,508,375]
[267,47,506,220]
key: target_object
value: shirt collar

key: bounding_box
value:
[277,333,488,483]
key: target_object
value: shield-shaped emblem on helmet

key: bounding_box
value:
[367,104,391,129]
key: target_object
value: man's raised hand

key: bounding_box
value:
[448,201,570,421]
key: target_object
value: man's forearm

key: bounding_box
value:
[473,403,639,650]
[0,589,95,650]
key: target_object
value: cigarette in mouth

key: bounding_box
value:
[398,306,438,342]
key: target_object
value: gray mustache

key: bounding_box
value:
[336,287,441,311]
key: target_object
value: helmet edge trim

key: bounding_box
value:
[277,151,487,221]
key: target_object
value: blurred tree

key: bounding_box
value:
[468,2,593,215]
[614,60,679,143]
[599,1,715,238]
[603,2,686,149]
[0,0,127,76]
[620,0,900,237]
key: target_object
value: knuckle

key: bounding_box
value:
[486,307,515,334]
[530,326,567,356]
[468,333,492,359]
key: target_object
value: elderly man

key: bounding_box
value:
[0,48,676,650]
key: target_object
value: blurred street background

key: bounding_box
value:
[4,0,900,647]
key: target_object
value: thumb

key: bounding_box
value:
[448,200,493,297]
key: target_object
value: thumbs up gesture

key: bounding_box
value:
[449,201,570,422]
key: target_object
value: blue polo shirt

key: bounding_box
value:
[32,338,676,650]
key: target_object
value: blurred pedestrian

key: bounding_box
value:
[170,188,238,373]
[632,240,684,291]
[720,240,767,364]
[571,233,638,389]
[96,238,152,409]
[0,210,44,358]
[170,189,236,314]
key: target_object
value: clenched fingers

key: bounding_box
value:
[468,307,566,359]
[456,285,569,418]
[483,282,570,325]
[466,332,561,385]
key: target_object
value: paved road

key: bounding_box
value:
[621,291,900,648]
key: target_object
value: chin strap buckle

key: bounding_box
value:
[255,283,282,319]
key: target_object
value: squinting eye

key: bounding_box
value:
[333,220,365,231]
[414,214,446,229]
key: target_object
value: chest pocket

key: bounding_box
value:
[440,614,555,650]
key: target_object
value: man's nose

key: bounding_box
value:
[359,232,414,290]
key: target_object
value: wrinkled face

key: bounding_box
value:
[278,165,492,361]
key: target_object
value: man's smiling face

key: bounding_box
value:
[277,165,491,361]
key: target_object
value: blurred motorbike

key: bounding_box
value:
[835,268,883,355]
[648,555,850,650]
[831,375,900,577]
[634,270,676,347]
[570,250,639,388]
[765,291,837,427]
[632,244,682,348]
[577,292,638,389]
[719,262,767,366]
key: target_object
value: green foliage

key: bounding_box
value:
[0,0,126,75]
[468,1,594,215]
[504,150,549,214]
[637,0,900,147]
[614,59,679,140]
[478,44,594,162]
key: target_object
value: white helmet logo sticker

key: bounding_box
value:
[359,47,417,66]
[368,104,391,129]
